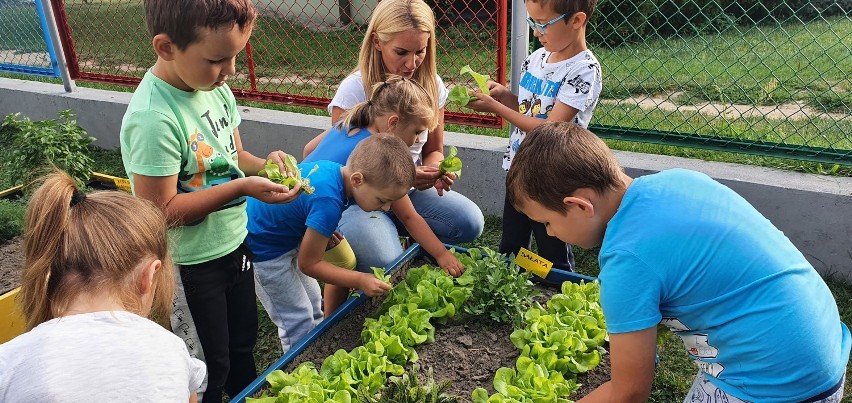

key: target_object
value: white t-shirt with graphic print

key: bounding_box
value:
[503,48,602,170]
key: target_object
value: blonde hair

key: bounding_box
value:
[340,74,438,132]
[506,122,624,213]
[19,172,174,330]
[356,0,439,116]
[347,134,416,189]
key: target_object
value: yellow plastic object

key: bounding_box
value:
[0,287,26,344]
[323,237,357,270]
[515,247,553,279]
[90,172,131,193]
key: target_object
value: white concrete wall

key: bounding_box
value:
[1,77,850,282]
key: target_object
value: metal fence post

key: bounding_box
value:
[38,0,75,92]
[510,0,529,94]
[508,0,529,136]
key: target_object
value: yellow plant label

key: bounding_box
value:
[113,178,131,193]
[515,247,552,278]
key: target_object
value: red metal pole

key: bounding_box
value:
[51,0,80,79]
[245,40,258,91]
[495,0,507,127]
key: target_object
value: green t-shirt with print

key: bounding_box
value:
[120,70,246,265]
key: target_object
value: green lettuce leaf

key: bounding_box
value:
[439,145,462,178]
[460,65,491,95]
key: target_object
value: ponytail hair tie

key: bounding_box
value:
[367,100,373,106]
[70,189,86,207]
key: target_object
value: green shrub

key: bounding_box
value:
[0,199,25,243]
[591,0,734,47]
[590,0,848,47]
[649,0,735,37]
[589,0,656,47]
[0,110,95,188]
[720,0,851,25]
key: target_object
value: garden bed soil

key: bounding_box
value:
[275,262,610,401]
[0,238,24,296]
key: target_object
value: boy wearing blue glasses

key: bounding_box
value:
[466,0,602,273]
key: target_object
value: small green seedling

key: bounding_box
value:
[371,266,392,284]
[448,65,491,107]
[438,146,462,179]
[258,155,317,195]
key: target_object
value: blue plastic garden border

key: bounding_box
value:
[231,243,597,402]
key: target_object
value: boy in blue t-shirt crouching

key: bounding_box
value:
[246,134,414,355]
[506,122,849,402]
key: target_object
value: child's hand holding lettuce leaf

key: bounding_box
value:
[448,65,491,107]
[258,154,318,195]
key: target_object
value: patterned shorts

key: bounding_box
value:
[684,371,845,403]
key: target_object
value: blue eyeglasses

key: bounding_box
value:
[526,12,573,35]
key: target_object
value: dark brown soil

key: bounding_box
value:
[0,238,24,295]
[277,263,610,401]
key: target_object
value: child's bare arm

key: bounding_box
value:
[299,228,390,296]
[577,327,657,402]
[390,195,464,277]
[133,174,299,226]
[484,81,519,110]
[468,93,579,134]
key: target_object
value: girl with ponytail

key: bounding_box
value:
[0,171,205,402]
[300,75,464,278]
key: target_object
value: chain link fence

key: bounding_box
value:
[588,0,850,164]
[0,0,59,77]
[51,0,506,127]
[32,0,852,164]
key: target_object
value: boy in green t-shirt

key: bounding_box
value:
[119,1,300,401]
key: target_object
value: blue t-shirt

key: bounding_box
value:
[246,161,352,262]
[303,125,372,165]
[599,169,850,402]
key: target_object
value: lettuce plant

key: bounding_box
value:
[471,281,607,402]
[258,154,317,194]
[448,65,491,106]
[439,146,462,179]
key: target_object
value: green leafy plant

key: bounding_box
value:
[456,248,540,325]
[0,110,95,188]
[253,261,472,402]
[448,65,491,106]
[371,266,392,284]
[360,364,462,403]
[461,65,491,95]
[438,146,462,178]
[0,199,25,243]
[258,155,317,195]
[472,281,607,402]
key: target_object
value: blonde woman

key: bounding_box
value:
[305,0,484,272]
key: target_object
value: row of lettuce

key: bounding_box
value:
[247,247,607,402]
